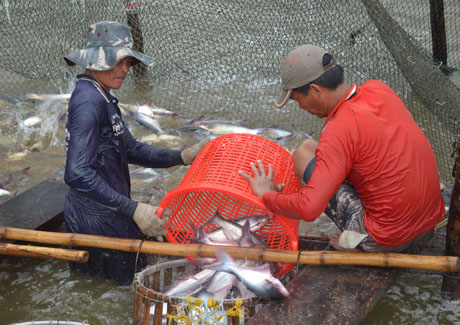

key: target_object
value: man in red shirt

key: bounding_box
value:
[240,45,445,252]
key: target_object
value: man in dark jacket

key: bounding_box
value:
[63,21,208,284]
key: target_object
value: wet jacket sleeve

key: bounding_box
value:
[64,99,137,217]
[124,128,184,167]
[263,112,356,221]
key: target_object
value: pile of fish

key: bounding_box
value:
[164,210,289,301]
[4,93,307,161]
[118,102,298,144]
[1,93,309,209]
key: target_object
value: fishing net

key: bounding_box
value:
[1,0,459,184]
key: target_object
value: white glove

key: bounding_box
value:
[133,203,168,241]
[181,137,210,165]
[338,230,368,249]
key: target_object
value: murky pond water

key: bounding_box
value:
[0,255,133,324]
[1,86,459,324]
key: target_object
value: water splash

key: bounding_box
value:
[3,0,11,24]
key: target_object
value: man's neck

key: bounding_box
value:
[331,83,350,107]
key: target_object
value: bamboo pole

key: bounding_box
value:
[1,226,459,273]
[0,243,88,263]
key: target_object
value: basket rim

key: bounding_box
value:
[133,258,263,305]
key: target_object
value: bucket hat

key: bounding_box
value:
[64,21,153,71]
[276,45,336,108]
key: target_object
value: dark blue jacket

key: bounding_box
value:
[64,74,183,235]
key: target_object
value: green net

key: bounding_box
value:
[1,0,459,183]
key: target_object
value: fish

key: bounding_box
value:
[119,103,176,117]
[202,210,267,248]
[138,133,183,144]
[21,116,42,128]
[192,121,294,140]
[193,121,259,135]
[26,93,71,103]
[165,268,216,297]
[235,279,257,299]
[258,126,294,140]
[0,94,33,105]
[232,214,270,232]
[236,220,259,247]
[195,271,236,300]
[119,105,164,133]
[119,103,177,117]
[2,151,27,161]
[0,188,13,196]
[192,133,219,141]
[206,249,289,299]
[189,225,238,246]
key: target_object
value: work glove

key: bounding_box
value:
[181,137,210,165]
[133,202,168,241]
[338,230,368,249]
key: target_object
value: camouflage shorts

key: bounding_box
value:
[303,159,432,252]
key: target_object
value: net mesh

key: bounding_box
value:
[1,0,459,183]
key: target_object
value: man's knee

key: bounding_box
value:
[292,139,318,185]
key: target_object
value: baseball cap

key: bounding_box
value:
[276,45,336,108]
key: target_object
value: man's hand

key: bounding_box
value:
[239,160,285,199]
[133,202,168,241]
[181,137,211,165]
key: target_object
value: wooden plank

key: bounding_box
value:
[247,265,399,325]
[248,234,431,324]
[0,180,68,230]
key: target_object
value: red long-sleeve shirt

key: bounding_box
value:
[264,80,445,246]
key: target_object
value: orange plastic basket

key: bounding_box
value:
[157,134,301,276]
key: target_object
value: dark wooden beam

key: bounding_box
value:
[0,180,67,230]
[429,0,448,68]
[126,1,147,79]
[442,138,460,300]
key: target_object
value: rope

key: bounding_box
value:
[440,272,460,280]
[133,239,144,282]
[295,250,301,272]
[225,300,244,319]
[163,297,248,324]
